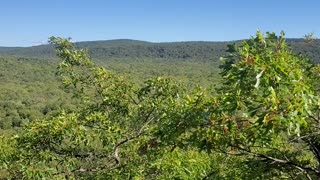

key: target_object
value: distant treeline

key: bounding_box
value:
[0,39,319,62]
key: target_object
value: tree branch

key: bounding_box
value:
[112,106,156,165]
[233,145,319,177]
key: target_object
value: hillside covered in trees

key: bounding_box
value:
[1,33,320,179]
[1,38,320,62]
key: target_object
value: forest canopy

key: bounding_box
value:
[1,31,320,179]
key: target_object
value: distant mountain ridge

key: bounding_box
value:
[0,39,319,62]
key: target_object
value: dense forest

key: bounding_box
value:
[1,38,319,130]
[1,32,320,179]
[0,56,220,130]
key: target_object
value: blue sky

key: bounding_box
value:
[0,0,319,46]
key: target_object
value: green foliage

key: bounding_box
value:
[2,32,320,179]
[219,31,313,139]
[203,31,320,179]
[0,51,220,130]
[0,37,220,179]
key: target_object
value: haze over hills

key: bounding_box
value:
[0,38,319,62]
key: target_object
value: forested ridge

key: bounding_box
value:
[1,38,320,62]
[2,32,320,179]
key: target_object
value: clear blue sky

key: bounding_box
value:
[0,0,319,47]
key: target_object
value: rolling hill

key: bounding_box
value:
[0,38,319,62]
